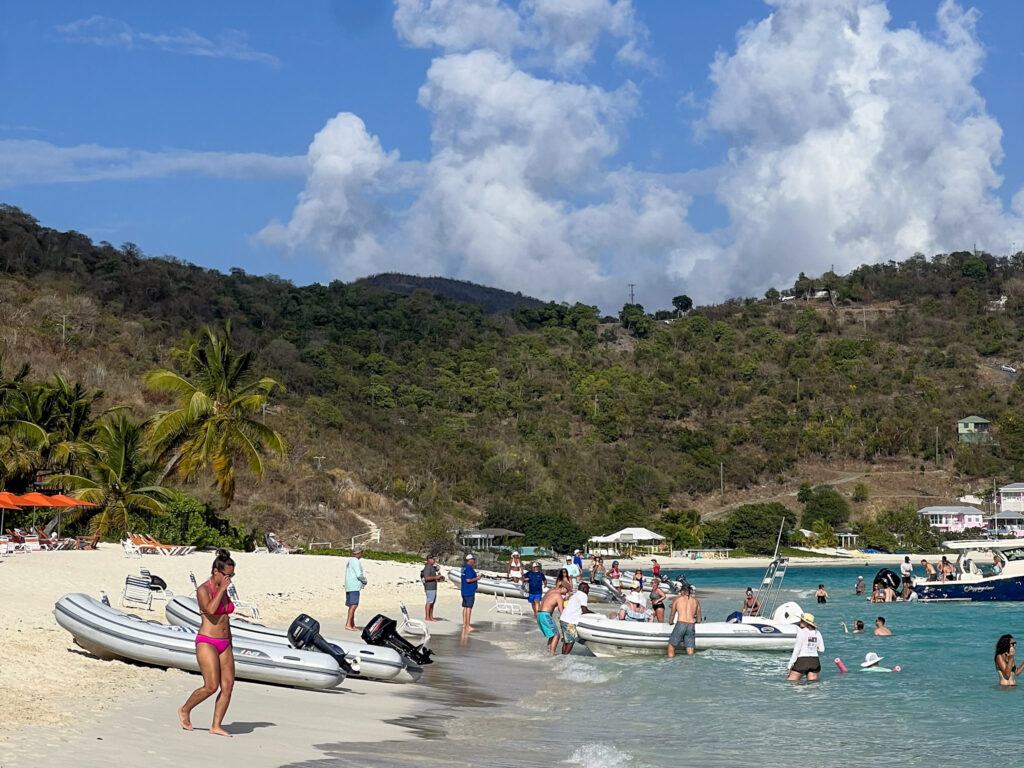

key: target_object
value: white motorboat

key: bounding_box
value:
[913,540,1024,601]
[575,602,804,656]
[164,596,421,683]
[54,593,345,690]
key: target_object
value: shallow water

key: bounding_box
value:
[290,564,1024,767]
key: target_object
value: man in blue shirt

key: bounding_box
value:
[461,553,480,632]
[525,562,547,616]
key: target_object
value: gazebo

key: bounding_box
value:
[456,527,524,552]
[588,527,666,556]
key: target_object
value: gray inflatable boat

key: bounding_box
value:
[164,596,421,683]
[54,593,345,690]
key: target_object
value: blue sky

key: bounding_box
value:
[1,1,1022,310]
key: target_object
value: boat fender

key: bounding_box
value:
[893,665,901,673]
[834,658,848,673]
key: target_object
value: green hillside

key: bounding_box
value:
[1,203,1022,552]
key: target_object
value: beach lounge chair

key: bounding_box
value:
[227,584,261,620]
[139,568,174,603]
[398,603,430,641]
[76,534,99,550]
[0,536,11,556]
[488,590,524,617]
[139,533,194,556]
[20,533,41,552]
[128,533,161,555]
[120,574,154,610]
[121,539,143,559]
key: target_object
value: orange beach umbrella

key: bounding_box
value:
[0,492,22,534]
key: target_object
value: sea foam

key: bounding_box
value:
[565,743,634,768]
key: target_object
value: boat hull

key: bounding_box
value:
[913,576,1024,602]
[575,615,797,655]
[164,597,419,683]
[54,593,345,689]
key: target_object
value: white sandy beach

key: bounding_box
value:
[0,545,474,754]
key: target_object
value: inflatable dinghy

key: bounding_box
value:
[54,593,345,689]
[165,596,421,683]
[575,601,804,656]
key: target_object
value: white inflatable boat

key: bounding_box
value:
[54,593,345,690]
[446,568,620,603]
[164,597,421,683]
[575,601,804,656]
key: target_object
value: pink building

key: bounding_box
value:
[917,506,984,533]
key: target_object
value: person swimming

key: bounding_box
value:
[815,584,828,604]
[178,549,236,737]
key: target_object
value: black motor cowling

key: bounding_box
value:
[361,614,434,665]
[873,568,901,591]
[287,614,355,675]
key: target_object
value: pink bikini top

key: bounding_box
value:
[206,582,235,615]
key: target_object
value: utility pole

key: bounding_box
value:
[61,315,67,347]
[628,283,636,304]
[935,426,939,466]
[796,378,801,404]
[719,462,725,498]
[313,455,326,472]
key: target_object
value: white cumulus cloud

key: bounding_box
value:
[264,0,1024,310]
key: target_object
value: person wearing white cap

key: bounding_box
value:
[566,555,582,589]
[787,612,825,682]
[860,652,892,672]
[507,551,524,584]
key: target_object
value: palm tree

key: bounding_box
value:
[144,324,285,506]
[51,414,173,537]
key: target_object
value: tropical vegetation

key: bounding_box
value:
[3,204,1024,551]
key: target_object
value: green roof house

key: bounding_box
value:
[957,416,992,444]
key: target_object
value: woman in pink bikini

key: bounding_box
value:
[178,549,236,737]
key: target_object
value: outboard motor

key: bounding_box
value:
[668,575,690,595]
[288,614,357,675]
[361,614,434,666]
[597,576,626,603]
[873,568,901,591]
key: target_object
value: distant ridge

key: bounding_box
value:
[355,273,546,314]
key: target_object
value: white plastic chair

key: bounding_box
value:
[399,603,430,643]
[488,590,524,617]
[0,536,10,556]
[227,584,261,620]
[121,539,142,559]
[120,575,154,610]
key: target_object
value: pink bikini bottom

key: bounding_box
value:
[195,634,231,654]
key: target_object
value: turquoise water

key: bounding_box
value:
[298,564,1023,768]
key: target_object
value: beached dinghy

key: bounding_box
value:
[54,593,345,689]
[165,596,421,683]
[446,568,619,602]
[575,601,804,656]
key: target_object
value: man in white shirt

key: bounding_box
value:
[565,556,582,588]
[558,582,591,654]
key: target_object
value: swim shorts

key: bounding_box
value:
[345,590,360,606]
[668,621,696,649]
[528,592,543,604]
[462,594,476,608]
[424,591,437,604]
[560,622,579,645]
[791,656,821,674]
[537,611,558,638]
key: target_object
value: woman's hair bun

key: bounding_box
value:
[216,548,231,558]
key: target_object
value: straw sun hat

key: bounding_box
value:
[800,612,817,627]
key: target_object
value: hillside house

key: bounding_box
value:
[917,505,984,533]
[999,483,1024,513]
[957,416,992,444]
[986,511,1024,538]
